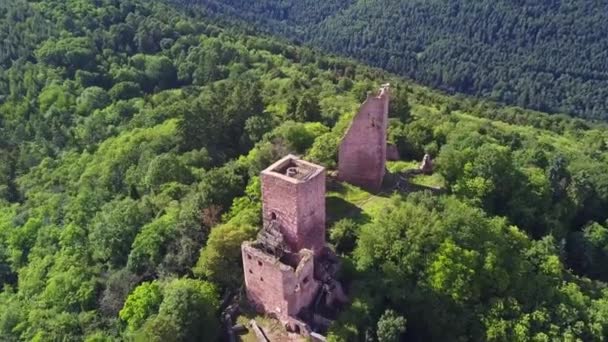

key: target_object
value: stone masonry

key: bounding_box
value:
[241,244,319,333]
[338,84,390,191]
[242,155,338,335]
[260,156,326,256]
[241,83,393,334]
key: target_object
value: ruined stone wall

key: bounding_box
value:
[242,244,289,319]
[283,252,319,317]
[338,86,389,191]
[242,244,319,321]
[387,143,400,161]
[261,160,326,255]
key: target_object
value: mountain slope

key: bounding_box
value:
[194,0,608,120]
[1,0,608,341]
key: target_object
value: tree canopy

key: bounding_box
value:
[194,0,608,121]
[1,0,608,341]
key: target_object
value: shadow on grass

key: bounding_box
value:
[326,195,372,226]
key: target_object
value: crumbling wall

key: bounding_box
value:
[283,252,319,317]
[242,244,290,318]
[387,143,400,161]
[338,85,390,191]
[242,244,319,322]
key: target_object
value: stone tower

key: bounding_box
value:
[338,84,390,191]
[241,155,332,334]
[260,155,326,256]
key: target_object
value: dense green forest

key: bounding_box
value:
[2,0,608,341]
[189,0,608,121]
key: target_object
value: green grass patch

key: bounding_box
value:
[411,172,445,189]
[411,103,442,117]
[387,160,419,173]
[326,181,392,224]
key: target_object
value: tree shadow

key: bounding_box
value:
[326,195,371,226]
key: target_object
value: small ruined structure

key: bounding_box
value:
[242,155,346,336]
[419,153,433,174]
[338,84,390,191]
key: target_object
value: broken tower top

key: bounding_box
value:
[262,154,325,183]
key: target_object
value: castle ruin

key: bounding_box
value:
[338,84,390,191]
[241,155,346,336]
[241,85,392,337]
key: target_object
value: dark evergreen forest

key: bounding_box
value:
[192,0,608,120]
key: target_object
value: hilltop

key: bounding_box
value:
[0,0,608,341]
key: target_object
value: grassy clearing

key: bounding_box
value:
[411,103,442,117]
[387,160,419,173]
[326,181,392,225]
[411,172,445,189]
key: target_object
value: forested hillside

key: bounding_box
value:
[192,0,608,121]
[1,0,608,341]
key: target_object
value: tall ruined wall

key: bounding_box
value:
[261,157,326,255]
[338,85,389,191]
[242,244,319,321]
